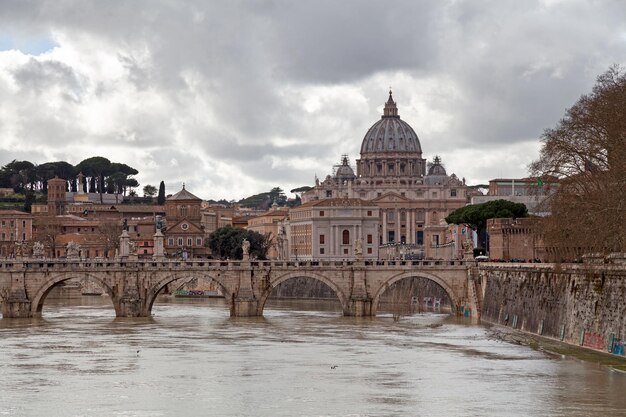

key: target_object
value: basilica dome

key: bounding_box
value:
[360,91,422,155]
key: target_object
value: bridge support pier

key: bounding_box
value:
[116,290,149,318]
[230,288,262,317]
[2,295,32,318]
[346,298,373,317]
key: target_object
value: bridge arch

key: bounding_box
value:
[371,271,460,316]
[30,272,115,317]
[146,271,229,315]
[258,271,350,315]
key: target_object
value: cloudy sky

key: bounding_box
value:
[0,0,625,200]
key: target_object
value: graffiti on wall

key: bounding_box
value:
[609,335,625,356]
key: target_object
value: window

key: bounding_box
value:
[22,233,26,240]
[344,248,348,255]
[168,238,174,246]
[180,206,188,217]
[326,190,332,198]
[319,211,325,217]
[400,192,405,197]
[196,238,202,246]
[319,234,325,244]
[1,233,4,240]
[342,230,350,245]
[1,220,4,226]
[187,238,192,246]
[400,211,406,222]
[320,248,325,255]
[416,231,423,245]
[181,223,189,230]
[388,231,395,243]
[387,211,395,222]
[177,237,183,246]
[22,221,25,227]
[367,234,372,244]
[367,210,372,216]
[367,248,372,254]
[451,189,457,197]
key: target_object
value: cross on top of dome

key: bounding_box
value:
[383,89,399,118]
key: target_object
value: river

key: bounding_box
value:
[1,296,625,417]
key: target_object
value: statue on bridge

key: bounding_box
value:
[32,241,45,259]
[66,241,80,259]
[354,238,363,257]
[242,239,250,261]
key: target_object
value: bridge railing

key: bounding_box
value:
[0,257,471,271]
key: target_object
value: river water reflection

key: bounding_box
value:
[1,296,625,417]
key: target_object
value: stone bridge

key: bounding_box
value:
[0,258,480,319]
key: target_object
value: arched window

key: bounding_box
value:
[342,229,350,245]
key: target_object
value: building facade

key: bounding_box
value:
[301,91,470,259]
[287,198,379,260]
[163,185,208,258]
[0,210,33,257]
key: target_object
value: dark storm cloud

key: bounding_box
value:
[0,0,625,199]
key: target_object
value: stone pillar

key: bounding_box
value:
[346,266,373,316]
[119,230,130,258]
[153,229,165,260]
[229,269,261,317]
[395,209,400,244]
[382,210,387,244]
[2,269,33,318]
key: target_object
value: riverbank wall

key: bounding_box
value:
[478,256,626,357]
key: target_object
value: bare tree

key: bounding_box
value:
[97,221,122,258]
[530,66,626,258]
[34,218,62,258]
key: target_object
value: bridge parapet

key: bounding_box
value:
[0,258,472,272]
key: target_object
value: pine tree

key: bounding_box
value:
[157,181,166,205]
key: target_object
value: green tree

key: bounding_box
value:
[143,184,157,198]
[445,200,528,250]
[157,181,166,205]
[530,66,626,256]
[207,226,271,260]
[445,200,528,232]
[0,160,35,192]
[77,157,111,202]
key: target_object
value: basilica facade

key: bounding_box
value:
[300,91,470,259]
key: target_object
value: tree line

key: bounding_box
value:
[0,156,139,196]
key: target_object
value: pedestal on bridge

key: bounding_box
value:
[153,229,165,260]
[119,230,130,258]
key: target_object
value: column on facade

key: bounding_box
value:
[395,209,400,243]
[382,210,387,245]
[329,224,334,259]
[410,210,415,244]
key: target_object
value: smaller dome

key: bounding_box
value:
[334,155,356,181]
[427,156,447,176]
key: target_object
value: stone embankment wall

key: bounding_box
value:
[479,259,626,356]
